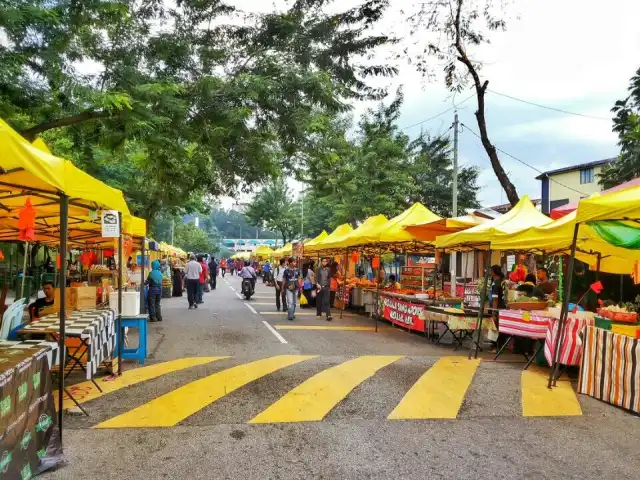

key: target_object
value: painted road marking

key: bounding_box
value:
[273,325,388,331]
[55,357,227,410]
[262,321,288,344]
[521,368,582,417]
[244,302,258,315]
[94,355,315,428]
[247,302,277,305]
[388,357,480,420]
[259,312,361,318]
[249,355,402,423]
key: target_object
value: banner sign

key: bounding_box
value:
[101,210,120,238]
[0,347,57,478]
[381,294,426,332]
[407,255,435,267]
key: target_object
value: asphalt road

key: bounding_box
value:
[43,274,640,479]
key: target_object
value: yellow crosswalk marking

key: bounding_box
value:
[521,368,582,417]
[56,357,228,410]
[249,355,402,423]
[94,355,316,428]
[388,357,480,420]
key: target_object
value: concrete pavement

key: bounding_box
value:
[43,275,640,479]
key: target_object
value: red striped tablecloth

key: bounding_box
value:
[544,316,595,367]
[578,326,640,414]
[498,310,551,339]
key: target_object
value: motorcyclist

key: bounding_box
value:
[238,261,257,292]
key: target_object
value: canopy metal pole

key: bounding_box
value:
[596,253,601,281]
[117,213,123,376]
[20,242,29,299]
[140,238,146,314]
[469,248,492,360]
[374,249,381,333]
[57,194,69,443]
[341,248,348,320]
[548,223,579,388]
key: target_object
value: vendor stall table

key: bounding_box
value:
[544,316,595,368]
[0,343,59,477]
[423,307,497,349]
[19,309,116,382]
[579,325,640,414]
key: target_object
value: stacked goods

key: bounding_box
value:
[53,286,98,311]
[162,276,172,298]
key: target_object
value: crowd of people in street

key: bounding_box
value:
[145,252,343,322]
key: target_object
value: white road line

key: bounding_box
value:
[262,320,288,344]
[235,292,243,300]
[244,302,258,314]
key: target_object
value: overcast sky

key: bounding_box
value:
[219,0,640,209]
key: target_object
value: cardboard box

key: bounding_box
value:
[53,287,77,312]
[53,286,97,311]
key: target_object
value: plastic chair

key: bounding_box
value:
[0,299,26,341]
[116,315,148,364]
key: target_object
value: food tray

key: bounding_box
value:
[508,301,548,312]
[597,309,638,324]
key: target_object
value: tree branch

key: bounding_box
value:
[452,0,519,206]
[19,110,114,141]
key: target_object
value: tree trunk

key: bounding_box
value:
[452,0,519,206]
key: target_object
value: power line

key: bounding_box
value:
[487,89,611,121]
[400,93,475,131]
[461,123,590,197]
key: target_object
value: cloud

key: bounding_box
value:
[497,115,618,145]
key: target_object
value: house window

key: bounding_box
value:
[580,167,594,184]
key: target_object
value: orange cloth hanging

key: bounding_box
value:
[372,256,380,269]
[18,198,36,241]
[351,251,360,263]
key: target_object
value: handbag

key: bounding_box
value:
[303,280,313,290]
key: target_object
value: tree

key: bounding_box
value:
[245,180,299,243]
[173,222,217,254]
[403,0,519,206]
[599,67,640,188]
[408,134,480,217]
[1,0,398,223]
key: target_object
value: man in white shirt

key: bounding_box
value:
[184,254,202,309]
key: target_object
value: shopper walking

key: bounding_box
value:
[274,258,287,312]
[220,257,227,277]
[146,260,163,322]
[208,256,218,290]
[283,257,301,321]
[301,261,316,308]
[184,254,202,309]
[197,255,208,303]
[315,257,333,321]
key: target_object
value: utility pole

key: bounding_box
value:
[301,191,304,239]
[451,113,459,297]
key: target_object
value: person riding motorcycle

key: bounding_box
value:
[238,261,257,292]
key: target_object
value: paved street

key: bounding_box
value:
[45,278,640,479]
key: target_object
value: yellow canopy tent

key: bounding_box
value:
[255,245,274,257]
[0,119,135,435]
[305,224,353,254]
[574,184,640,225]
[405,213,487,242]
[354,203,441,249]
[435,195,552,250]
[490,211,640,275]
[304,230,328,248]
[314,215,389,252]
[276,243,292,257]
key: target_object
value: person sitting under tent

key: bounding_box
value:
[28,281,55,321]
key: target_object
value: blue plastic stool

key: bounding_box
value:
[118,314,147,364]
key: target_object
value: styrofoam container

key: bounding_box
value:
[109,291,140,316]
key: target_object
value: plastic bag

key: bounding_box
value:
[300,294,308,306]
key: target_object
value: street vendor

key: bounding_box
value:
[387,274,401,291]
[509,254,528,283]
[28,281,55,320]
[535,267,556,297]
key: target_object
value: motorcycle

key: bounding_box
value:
[241,278,255,300]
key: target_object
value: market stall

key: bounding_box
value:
[558,185,640,412]
[0,118,131,462]
[435,195,553,355]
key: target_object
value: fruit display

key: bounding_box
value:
[89,264,111,274]
[597,305,639,324]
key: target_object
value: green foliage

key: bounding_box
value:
[245,179,299,243]
[0,0,396,225]
[173,222,216,255]
[600,67,640,188]
[299,91,480,229]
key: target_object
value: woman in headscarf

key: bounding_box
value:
[146,260,164,322]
